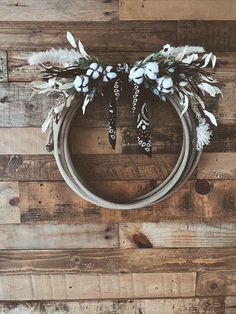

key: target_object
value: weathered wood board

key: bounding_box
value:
[119,0,236,21]
[0,0,235,310]
[0,298,225,314]
[0,272,196,300]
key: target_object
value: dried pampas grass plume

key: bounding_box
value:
[28,48,83,67]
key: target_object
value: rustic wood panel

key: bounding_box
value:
[0,298,225,314]
[120,0,236,21]
[0,272,196,300]
[119,223,236,248]
[1,248,236,274]
[197,272,236,296]
[0,0,118,22]
[225,296,236,314]
[0,125,235,155]
[1,72,235,127]
[0,153,235,181]
[0,21,177,51]
[7,51,236,82]
[0,223,118,249]
[19,180,236,223]
[0,182,20,224]
[177,21,236,52]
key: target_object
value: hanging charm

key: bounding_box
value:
[108,80,121,149]
[132,83,152,157]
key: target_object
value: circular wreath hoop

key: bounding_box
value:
[28,32,222,209]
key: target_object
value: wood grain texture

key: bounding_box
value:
[0,125,235,155]
[1,248,236,274]
[177,21,236,52]
[119,223,236,248]
[120,0,236,21]
[0,272,196,300]
[0,298,225,314]
[0,153,235,181]
[7,51,236,82]
[197,272,236,297]
[0,182,20,224]
[225,296,236,314]
[0,0,118,22]
[0,21,177,51]
[19,180,236,223]
[0,223,118,249]
[1,72,235,127]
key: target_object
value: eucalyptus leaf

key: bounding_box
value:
[203,109,217,126]
[79,40,89,59]
[180,95,189,117]
[201,52,212,68]
[82,94,90,114]
[198,83,217,97]
[67,31,77,48]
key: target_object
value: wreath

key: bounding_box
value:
[28,32,222,209]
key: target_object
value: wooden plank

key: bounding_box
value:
[0,153,235,181]
[0,272,196,300]
[120,0,236,21]
[0,0,118,22]
[0,51,7,82]
[198,153,236,180]
[8,51,236,82]
[0,298,225,314]
[19,180,236,224]
[0,125,235,155]
[225,296,236,314]
[0,223,118,249]
[1,73,235,128]
[1,248,236,274]
[0,21,177,51]
[178,21,236,52]
[197,272,236,296]
[119,222,236,248]
[0,182,20,224]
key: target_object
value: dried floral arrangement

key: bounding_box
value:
[28,32,222,157]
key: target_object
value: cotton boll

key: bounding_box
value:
[144,62,159,80]
[129,67,144,84]
[102,65,117,82]
[74,75,89,93]
[157,76,173,94]
[74,76,82,90]
[86,63,103,80]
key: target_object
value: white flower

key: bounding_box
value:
[74,75,89,93]
[144,62,159,80]
[156,76,173,93]
[103,65,117,82]
[129,66,144,84]
[86,63,103,79]
[161,44,172,56]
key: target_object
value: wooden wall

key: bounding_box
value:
[0,0,235,313]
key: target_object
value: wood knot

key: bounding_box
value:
[210,282,218,290]
[133,232,153,248]
[9,197,20,206]
[195,179,211,195]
